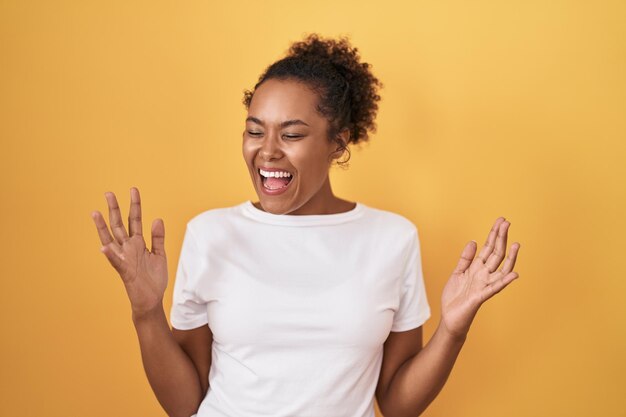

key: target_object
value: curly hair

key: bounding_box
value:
[242,33,383,168]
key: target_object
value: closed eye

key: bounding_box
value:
[246,131,304,140]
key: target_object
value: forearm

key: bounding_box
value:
[381,319,467,417]
[132,305,203,417]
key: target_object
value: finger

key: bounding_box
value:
[477,217,506,263]
[91,210,116,246]
[105,191,130,245]
[452,240,477,275]
[483,271,519,300]
[501,242,521,275]
[100,244,126,273]
[151,218,166,256]
[485,221,510,273]
[128,187,143,238]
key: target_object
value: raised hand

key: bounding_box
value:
[440,217,521,340]
[91,187,168,319]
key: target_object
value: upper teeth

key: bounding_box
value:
[260,169,292,178]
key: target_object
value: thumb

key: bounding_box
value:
[452,240,477,275]
[151,218,166,256]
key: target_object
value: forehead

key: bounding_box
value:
[248,79,323,123]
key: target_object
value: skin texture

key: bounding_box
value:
[376,326,424,412]
[171,324,212,401]
[242,78,354,215]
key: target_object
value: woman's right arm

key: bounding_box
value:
[132,305,207,417]
[91,187,209,417]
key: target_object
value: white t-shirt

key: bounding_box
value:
[169,200,431,417]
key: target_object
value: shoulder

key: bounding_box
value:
[361,204,419,236]
[359,204,420,251]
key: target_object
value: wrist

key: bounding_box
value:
[437,318,468,345]
[131,303,166,326]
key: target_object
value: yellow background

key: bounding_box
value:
[1,1,624,416]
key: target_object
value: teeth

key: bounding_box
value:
[259,169,292,178]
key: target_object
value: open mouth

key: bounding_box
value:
[258,168,294,191]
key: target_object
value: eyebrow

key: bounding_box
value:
[246,116,310,128]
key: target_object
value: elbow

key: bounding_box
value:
[378,400,428,417]
[166,396,202,417]
[169,409,198,417]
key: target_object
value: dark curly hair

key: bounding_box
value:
[242,33,383,168]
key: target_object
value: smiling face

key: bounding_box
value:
[242,78,346,215]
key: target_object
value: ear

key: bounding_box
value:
[329,128,351,161]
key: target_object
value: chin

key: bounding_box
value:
[257,197,296,215]
[257,198,281,212]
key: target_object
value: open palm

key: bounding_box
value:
[91,187,168,318]
[440,217,521,340]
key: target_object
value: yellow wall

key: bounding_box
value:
[1,1,624,416]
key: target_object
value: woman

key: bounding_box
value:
[91,34,521,417]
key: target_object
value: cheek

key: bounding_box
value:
[287,151,329,180]
[241,141,257,160]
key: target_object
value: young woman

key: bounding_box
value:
[91,34,521,417]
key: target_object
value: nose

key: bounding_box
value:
[259,132,284,161]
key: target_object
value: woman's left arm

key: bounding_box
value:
[378,217,521,417]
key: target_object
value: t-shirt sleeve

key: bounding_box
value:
[391,226,431,332]
[169,223,209,330]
